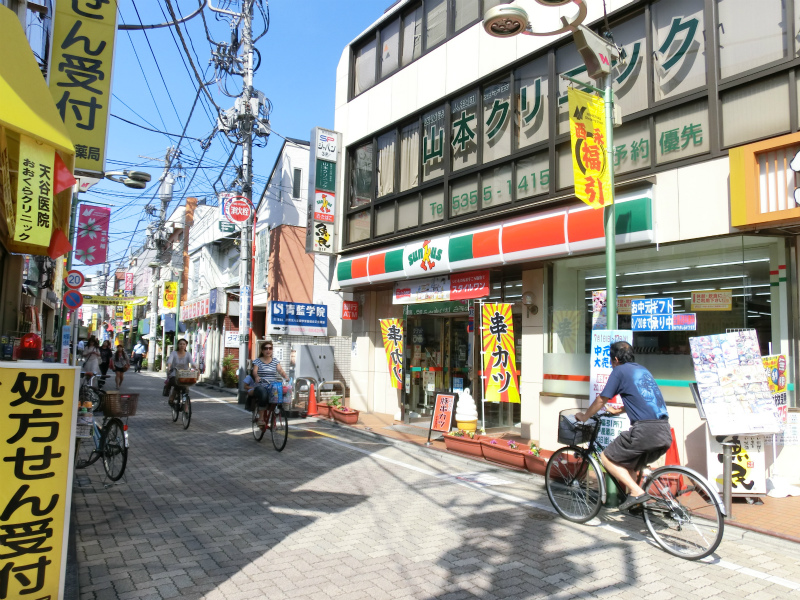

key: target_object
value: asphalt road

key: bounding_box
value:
[71,372,800,599]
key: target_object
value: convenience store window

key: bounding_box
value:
[546,236,794,406]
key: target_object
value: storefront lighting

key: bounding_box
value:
[622,267,691,276]
[695,258,769,269]
[622,281,678,288]
[682,275,747,283]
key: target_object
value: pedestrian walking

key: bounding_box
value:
[113,345,130,389]
[99,340,112,378]
[132,337,147,373]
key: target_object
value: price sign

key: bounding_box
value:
[64,270,85,289]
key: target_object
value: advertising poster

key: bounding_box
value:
[393,271,490,304]
[75,205,110,266]
[706,433,767,496]
[631,297,674,331]
[481,303,520,403]
[568,88,612,209]
[691,290,732,311]
[380,318,404,389]
[123,305,133,322]
[0,364,80,599]
[163,282,178,310]
[589,330,634,448]
[617,296,643,315]
[762,354,788,426]
[591,290,607,330]
[689,331,782,436]
[431,393,455,433]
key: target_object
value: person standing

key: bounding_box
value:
[132,338,147,373]
[99,340,112,378]
[81,336,100,382]
[112,345,130,390]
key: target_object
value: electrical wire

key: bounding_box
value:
[111,114,206,142]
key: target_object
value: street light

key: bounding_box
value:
[104,170,153,190]
[483,0,621,327]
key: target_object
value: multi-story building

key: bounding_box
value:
[333,0,799,480]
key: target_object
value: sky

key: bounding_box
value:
[75,0,382,280]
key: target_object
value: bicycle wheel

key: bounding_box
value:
[101,418,128,481]
[252,404,266,441]
[171,392,179,422]
[181,396,192,429]
[642,466,724,560]
[545,446,604,523]
[271,404,288,452]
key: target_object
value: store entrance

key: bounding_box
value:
[406,314,471,416]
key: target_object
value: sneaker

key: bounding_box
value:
[618,493,650,512]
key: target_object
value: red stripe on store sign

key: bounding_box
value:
[368,253,386,276]
[567,208,604,242]
[770,270,778,276]
[473,228,500,258]
[543,374,591,382]
[779,265,786,269]
[503,215,565,253]
[351,257,369,279]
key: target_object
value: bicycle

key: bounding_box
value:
[75,379,133,482]
[251,383,288,451]
[170,369,197,430]
[544,408,725,560]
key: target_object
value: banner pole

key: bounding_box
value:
[478,300,485,430]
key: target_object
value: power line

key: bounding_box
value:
[111,114,206,142]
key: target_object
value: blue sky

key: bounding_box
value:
[78,0,381,278]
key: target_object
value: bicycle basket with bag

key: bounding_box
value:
[557,410,598,446]
[176,369,198,387]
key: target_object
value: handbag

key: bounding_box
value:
[123,363,130,372]
[162,379,171,397]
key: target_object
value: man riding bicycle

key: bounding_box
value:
[576,341,672,512]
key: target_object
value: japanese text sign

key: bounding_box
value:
[81,294,147,306]
[672,313,697,331]
[762,354,788,427]
[74,205,109,266]
[123,305,132,322]
[481,304,520,403]
[50,0,117,174]
[590,330,633,447]
[14,135,54,247]
[380,318,404,390]
[393,270,489,304]
[631,298,674,331]
[617,296,643,315]
[431,393,455,433]
[306,127,341,255]
[163,282,177,310]
[569,88,612,209]
[0,364,80,600]
[342,301,359,320]
[124,272,133,292]
[706,433,766,496]
[691,290,732,311]
[270,301,327,336]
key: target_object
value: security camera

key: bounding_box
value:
[483,4,529,38]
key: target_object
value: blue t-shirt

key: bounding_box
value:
[600,362,669,423]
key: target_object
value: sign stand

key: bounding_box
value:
[426,390,456,446]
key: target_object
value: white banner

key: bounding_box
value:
[589,329,633,448]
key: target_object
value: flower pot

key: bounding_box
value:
[480,440,527,469]
[523,449,554,476]
[444,434,484,458]
[331,407,359,425]
[316,403,331,418]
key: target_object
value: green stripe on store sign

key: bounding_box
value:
[449,235,473,262]
[337,261,352,282]
[385,248,404,272]
[615,197,652,234]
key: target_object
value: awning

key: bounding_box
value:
[0,6,75,255]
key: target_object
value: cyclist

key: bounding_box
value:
[576,341,672,512]
[166,339,197,406]
[252,341,287,429]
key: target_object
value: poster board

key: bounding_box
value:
[431,393,455,433]
[706,432,767,496]
[689,331,782,436]
[589,330,633,448]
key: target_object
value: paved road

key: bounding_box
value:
[72,373,800,599]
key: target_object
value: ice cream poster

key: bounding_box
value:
[380,318,404,389]
[481,303,520,403]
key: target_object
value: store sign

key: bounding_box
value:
[123,305,132,322]
[569,88,611,210]
[691,290,732,311]
[209,288,225,314]
[706,434,767,496]
[590,330,633,448]
[14,135,54,246]
[163,281,177,310]
[631,298,674,331]
[380,318,404,389]
[224,329,239,348]
[762,354,788,426]
[342,300,359,320]
[306,126,341,255]
[270,301,327,336]
[431,393,455,433]
[219,221,236,233]
[404,236,450,275]
[49,0,116,175]
[219,192,236,221]
[406,300,470,316]
[393,270,489,304]
[82,294,147,306]
[480,303,520,403]
[672,313,697,331]
[1,364,79,599]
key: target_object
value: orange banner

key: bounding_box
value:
[380,318,404,389]
[481,303,520,403]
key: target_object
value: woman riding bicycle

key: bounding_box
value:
[166,339,196,406]
[252,341,287,429]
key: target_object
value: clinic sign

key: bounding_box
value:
[306,127,341,255]
[270,301,328,336]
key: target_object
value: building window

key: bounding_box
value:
[398,197,419,230]
[348,210,371,243]
[482,79,512,162]
[450,175,478,218]
[402,5,423,67]
[375,202,394,237]
[254,230,269,289]
[721,75,790,147]
[424,0,447,50]
[400,122,420,191]
[292,168,302,199]
[452,0,479,33]
[718,0,787,80]
[451,90,479,172]
[612,118,651,175]
[652,0,706,101]
[422,106,446,181]
[377,131,397,197]
[481,163,512,209]
[354,38,377,96]
[350,142,373,207]
[515,58,548,150]
[380,18,401,77]
[610,13,648,116]
[515,153,550,200]
[654,99,709,164]
[421,187,444,224]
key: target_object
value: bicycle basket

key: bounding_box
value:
[557,409,597,446]
[103,392,139,417]
[176,369,198,387]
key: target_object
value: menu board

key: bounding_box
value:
[689,331,783,436]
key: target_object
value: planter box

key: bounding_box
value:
[480,440,527,469]
[331,407,359,425]
[443,434,484,458]
[523,449,553,476]
[315,403,331,418]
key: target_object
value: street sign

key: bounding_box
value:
[63,289,83,311]
[64,270,85,289]
[219,221,236,233]
[226,197,252,223]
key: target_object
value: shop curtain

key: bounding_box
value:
[377,132,396,197]
[354,39,376,96]
[401,7,422,66]
[399,123,419,192]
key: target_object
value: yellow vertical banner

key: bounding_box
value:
[568,88,612,209]
[163,281,177,310]
[14,135,54,246]
[0,126,15,237]
[49,0,117,174]
[481,303,520,403]
[0,363,79,599]
[123,305,133,322]
[380,318,404,389]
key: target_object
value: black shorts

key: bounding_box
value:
[603,419,672,470]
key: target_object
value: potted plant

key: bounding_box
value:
[317,394,339,418]
[331,401,359,425]
[523,442,548,476]
[480,438,527,470]
[443,429,484,458]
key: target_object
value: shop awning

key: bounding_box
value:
[0,6,75,255]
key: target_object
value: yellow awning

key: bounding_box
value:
[0,6,75,156]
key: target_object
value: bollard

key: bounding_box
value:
[722,441,735,519]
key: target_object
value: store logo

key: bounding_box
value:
[407,240,443,271]
[317,193,332,213]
